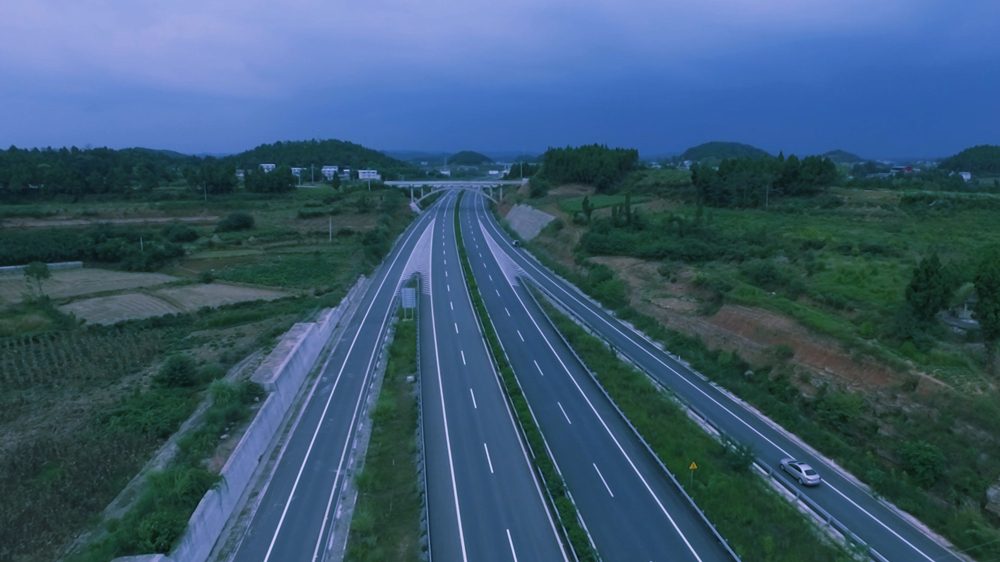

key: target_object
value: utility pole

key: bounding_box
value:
[329,216,332,242]
[311,164,314,184]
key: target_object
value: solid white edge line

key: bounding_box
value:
[476,194,943,562]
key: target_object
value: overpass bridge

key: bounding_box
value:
[386,180,524,204]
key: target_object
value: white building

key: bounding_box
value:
[291,167,304,177]
[960,172,972,182]
[321,166,339,180]
[358,170,381,180]
[440,169,452,176]
[235,169,245,179]
[259,163,276,173]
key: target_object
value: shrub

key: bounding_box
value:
[135,510,186,553]
[197,270,214,284]
[215,212,254,232]
[899,441,946,488]
[155,355,198,388]
[161,223,199,243]
[770,344,795,361]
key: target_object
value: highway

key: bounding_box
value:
[229,198,445,562]
[459,192,731,561]
[469,192,962,562]
[418,192,568,561]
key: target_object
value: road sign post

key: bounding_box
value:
[689,461,698,488]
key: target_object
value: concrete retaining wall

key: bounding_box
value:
[114,276,367,562]
[0,261,82,276]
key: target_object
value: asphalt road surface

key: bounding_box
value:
[469,192,961,562]
[419,192,568,562]
[459,192,732,562]
[229,198,444,562]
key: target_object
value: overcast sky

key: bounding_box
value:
[2,0,998,158]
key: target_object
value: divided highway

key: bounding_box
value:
[229,198,445,562]
[459,192,731,561]
[418,192,568,561]
[470,192,962,562]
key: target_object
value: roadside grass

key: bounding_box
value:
[214,244,368,290]
[73,363,264,561]
[455,192,597,561]
[344,314,422,562]
[537,294,855,562]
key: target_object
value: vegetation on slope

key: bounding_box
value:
[447,150,493,165]
[540,144,640,192]
[680,141,771,161]
[821,150,864,164]
[939,144,1000,175]
[229,139,417,180]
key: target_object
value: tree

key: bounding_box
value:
[974,245,1000,374]
[24,261,51,297]
[905,253,952,324]
[581,195,594,221]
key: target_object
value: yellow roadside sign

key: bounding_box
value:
[689,461,698,470]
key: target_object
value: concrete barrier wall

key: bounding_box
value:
[141,276,368,562]
[0,261,83,276]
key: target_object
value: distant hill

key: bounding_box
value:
[940,145,1000,175]
[822,150,865,164]
[680,142,770,161]
[132,147,196,160]
[448,151,494,165]
[228,139,416,179]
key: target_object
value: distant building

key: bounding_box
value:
[649,162,662,169]
[291,167,304,178]
[440,169,452,176]
[890,166,913,176]
[488,170,500,176]
[960,172,972,182]
[321,166,339,180]
[358,170,381,180]
[678,160,693,171]
[260,163,276,173]
[420,161,429,166]
[235,169,245,179]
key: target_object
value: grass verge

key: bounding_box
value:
[534,291,857,562]
[343,313,423,562]
[454,191,597,561]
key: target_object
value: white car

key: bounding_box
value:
[780,458,821,486]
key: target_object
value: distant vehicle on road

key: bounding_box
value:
[780,458,821,486]
[512,240,521,247]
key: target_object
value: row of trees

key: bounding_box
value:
[0,146,194,201]
[0,139,417,201]
[939,145,1000,175]
[692,153,838,208]
[540,144,639,192]
[231,139,417,181]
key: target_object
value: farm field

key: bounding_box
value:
[0,183,416,561]
[60,283,288,325]
[0,268,177,304]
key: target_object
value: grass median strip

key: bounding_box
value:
[534,291,857,562]
[454,191,598,561]
[344,313,422,562]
